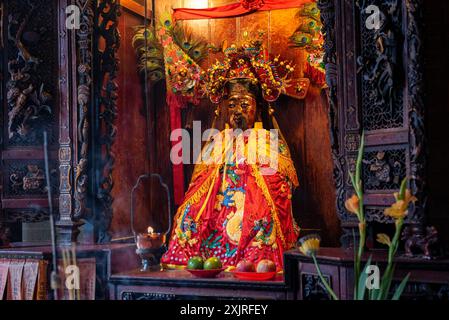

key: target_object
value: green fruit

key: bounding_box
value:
[187,256,204,270]
[204,257,222,270]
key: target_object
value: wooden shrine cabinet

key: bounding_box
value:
[0,0,435,250]
[0,0,121,246]
[0,0,446,301]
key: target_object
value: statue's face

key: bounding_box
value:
[225,86,257,130]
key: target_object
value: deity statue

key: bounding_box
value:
[161,39,300,271]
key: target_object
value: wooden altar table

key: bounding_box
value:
[109,269,291,300]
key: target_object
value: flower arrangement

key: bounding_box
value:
[298,133,414,300]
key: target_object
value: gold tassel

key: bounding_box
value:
[173,168,217,222]
[254,130,299,188]
[277,154,299,188]
[272,116,299,187]
[250,164,286,247]
[195,166,220,222]
[221,124,232,192]
[269,104,293,158]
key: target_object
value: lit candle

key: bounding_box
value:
[137,226,166,250]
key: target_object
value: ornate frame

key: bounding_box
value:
[56,0,121,244]
[93,0,120,243]
[318,0,425,246]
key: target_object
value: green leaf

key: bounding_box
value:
[355,132,365,187]
[352,229,360,295]
[369,287,378,300]
[312,254,339,300]
[356,256,372,300]
[349,171,357,191]
[392,273,410,300]
[368,263,380,300]
[379,265,395,300]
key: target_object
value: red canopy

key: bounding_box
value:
[173,0,313,21]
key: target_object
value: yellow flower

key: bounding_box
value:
[384,189,417,220]
[384,200,408,219]
[345,194,360,215]
[376,233,391,247]
[298,234,321,257]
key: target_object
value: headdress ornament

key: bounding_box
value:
[203,35,295,104]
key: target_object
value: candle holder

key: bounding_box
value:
[131,174,172,272]
[136,231,167,271]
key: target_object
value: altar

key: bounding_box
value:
[109,269,288,300]
[109,248,449,301]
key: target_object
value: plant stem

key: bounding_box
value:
[357,219,366,263]
[378,218,404,299]
[351,132,367,298]
[389,218,404,262]
[312,254,339,300]
[354,193,366,295]
[354,221,366,296]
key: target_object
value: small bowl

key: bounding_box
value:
[186,268,224,278]
[232,271,277,281]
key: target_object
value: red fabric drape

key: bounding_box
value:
[167,92,186,205]
[173,0,313,21]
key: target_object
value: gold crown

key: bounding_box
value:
[203,34,294,104]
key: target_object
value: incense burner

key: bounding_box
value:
[136,229,166,272]
[136,231,166,250]
[130,174,172,272]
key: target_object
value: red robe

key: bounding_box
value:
[162,126,300,271]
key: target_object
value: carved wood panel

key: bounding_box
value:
[56,0,121,244]
[3,160,58,197]
[301,273,332,300]
[318,0,426,246]
[0,0,60,244]
[55,0,121,244]
[93,0,120,243]
[3,0,58,146]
